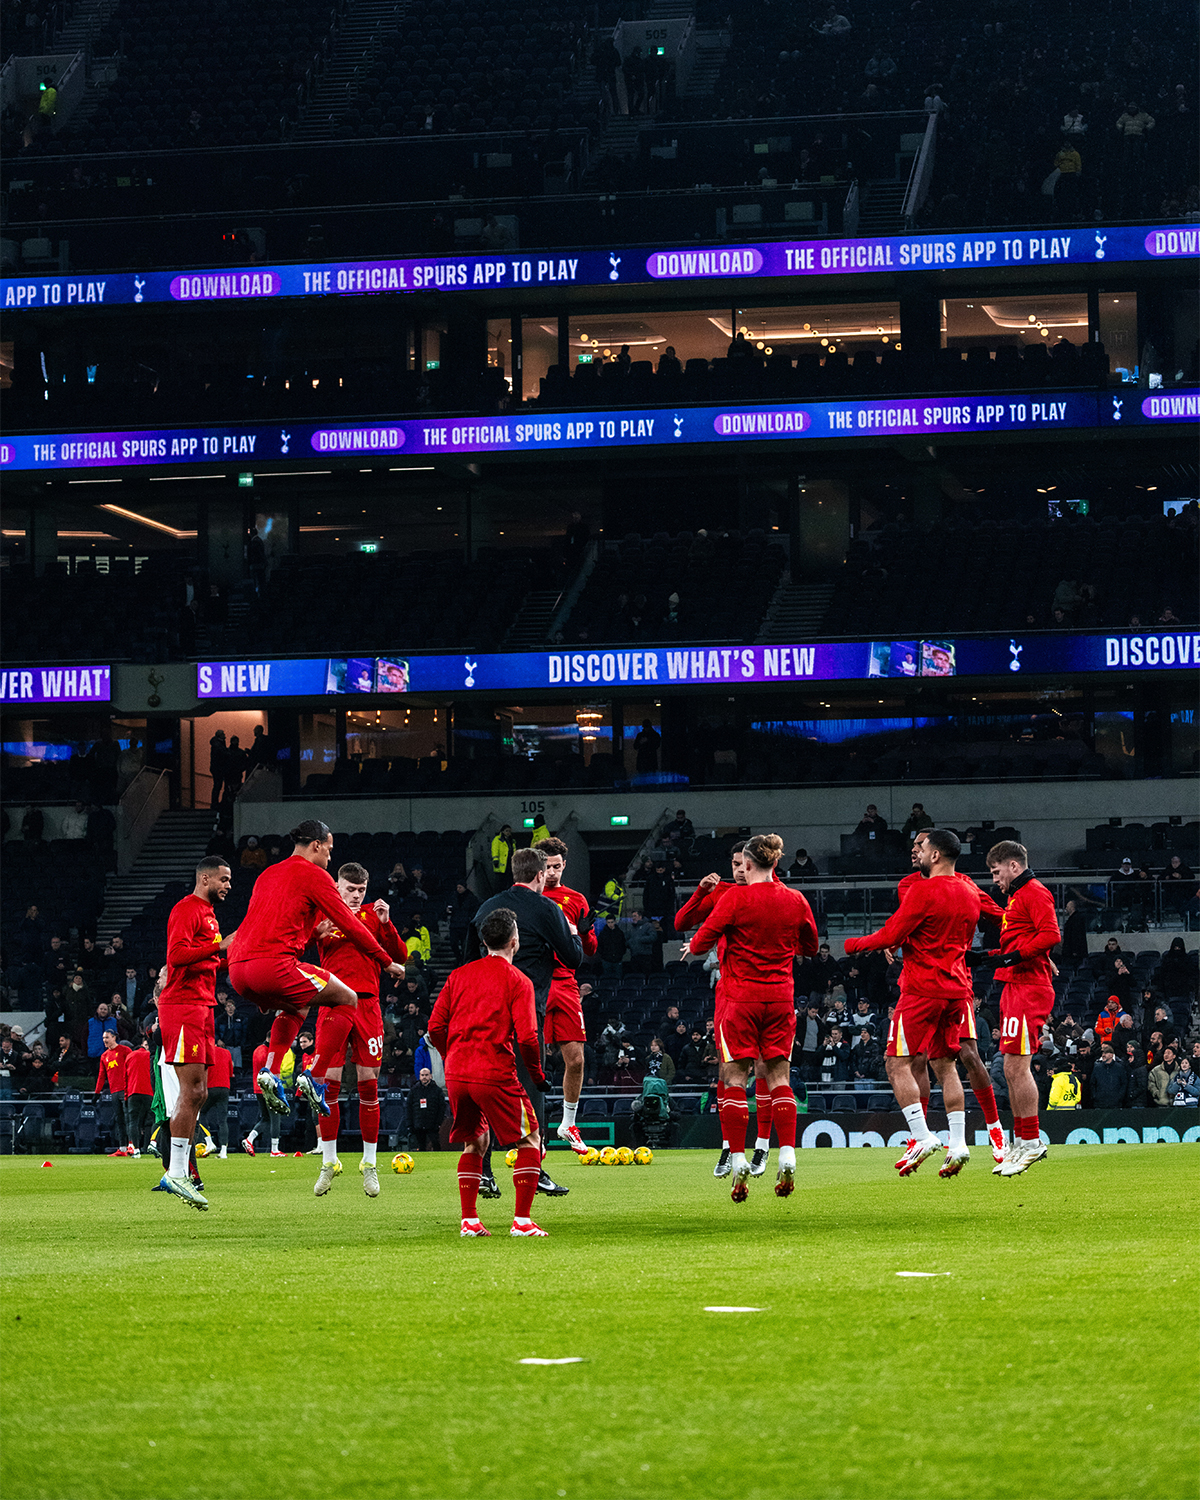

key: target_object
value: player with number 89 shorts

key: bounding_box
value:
[308,861,407,1201]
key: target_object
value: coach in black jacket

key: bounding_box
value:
[466,845,582,1196]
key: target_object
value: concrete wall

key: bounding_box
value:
[233,779,1193,871]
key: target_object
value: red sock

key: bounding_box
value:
[1016,1114,1039,1141]
[318,1077,341,1142]
[720,1093,751,1154]
[754,1076,773,1142]
[716,1079,729,1146]
[770,1085,797,1149]
[513,1145,540,1218]
[358,1077,380,1145]
[457,1152,482,1218]
[266,1011,304,1074]
[974,1083,1000,1130]
[919,1097,929,1121]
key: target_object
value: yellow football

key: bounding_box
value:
[391,1152,415,1174]
[505,1148,519,1167]
[616,1146,635,1165]
[633,1147,654,1165]
[599,1146,618,1165]
[582,1147,600,1165]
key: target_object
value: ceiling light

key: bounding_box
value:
[98,504,196,539]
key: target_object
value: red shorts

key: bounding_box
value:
[159,1002,215,1068]
[998,982,1055,1055]
[958,997,979,1043]
[312,994,384,1071]
[887,991,962,1061]
[229,957,335,1015]
[545,978,586,1046]
[717,1000,795,1062]
[446,1074,537,1147]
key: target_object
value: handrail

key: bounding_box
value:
[117,766,169,874]
[902,112,938,230]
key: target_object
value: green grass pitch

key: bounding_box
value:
[2,1145,1197,1500]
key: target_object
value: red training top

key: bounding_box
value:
[428,954,545,1087]
[689,882,819,1004]
[315,905,407,996]
[845,875,982,997]
[159,893,226,1009]
[994,870,1060,986]
[95,1044,127,1094]
[251,1042,269,1094]
[124,1047,153,1096]
[208,1045,234,1090]
[230,855,394,969]
[542,885,598,979]
[895,869,1006,996]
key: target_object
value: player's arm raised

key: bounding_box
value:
[310,867,397,969]
[674,875,720,934]
[794,893,821,958]
[686,885,737,957]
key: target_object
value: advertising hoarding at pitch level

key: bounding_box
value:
[2,390,1195,473]
[1,225,1195,311]
[194,631,1198,701]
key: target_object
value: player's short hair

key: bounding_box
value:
[338,862,369,885]
[511,846,546,883]
[743,833,784,869]
[289,819,331,846]
[924,829,961,862]
[480,907,517,950]
[539,836,569,859]
[987,839,1028,867]
[195,855,230,875]
[729,840,746,855]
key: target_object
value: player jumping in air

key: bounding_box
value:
[428,907,551,1238]
[539,838,599,1155]
[894,833,1011,1171]
[676,842,778,1179]
[308,861,406,1199]
[686,833,819,1202]
[227,820,405,1118]
[155,855,234,1209]
[844,829,983,1178]
[978,840,1061,1177]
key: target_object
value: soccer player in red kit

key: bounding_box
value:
[686,833,819,1202]
[156,855,234,1209]
[894,835,1010,1170]
[428,907,549,1237]
[124,1036,154,1157]
[95,1027,129,1156]
[676,843,777,1178]
[844,829,982,1178]
[308,860,406,1200]
[228,819,405,1118]
[539,838,598,1155]
[983,840,1061,1177]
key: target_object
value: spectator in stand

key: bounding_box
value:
[1060,899,1090,969]
[396,1001,427,1065]
[823,996,853,1032]
[853,804,887,839]
[633,720,661,774]
[795,1004,827,1081]
[1109,857,1140,908]
[597,914,628,978]
[1122,1039,1150,1106]
[624,909,661,975]
[812,4,851,36]
[800,942,842,1002]
[1168,1057,1200,1106]
[446,882,480,960]
[852,1027,883,1085]
[1061,106,1088,139]
[60,800,89,840]
[817,1027,851,1084]
[666,1020,691,1062]
[1047,1058,1083,1110]
[644,1036,675,1085]
[214,996,247,1068]
[657,346,682,378]
[1053,141,1083,220]
[1093,995,1129,1048]
[658,809,696,857]
[849,997,877,1034]
[20,1045,55,1097]
[407,1066,445,1150]
[0,1037,19,1097]
[21,808,44,842]
[239,836,267,871]
[641,860,677,928]
[677,1028,709,1083]
[1156,938,1195,1000]
[86,1001,114,1058]
[1091,1043,1129,1108]
[1148,1046,1180,1107]
[612,1048,641,1088]
[52,1032,87,1081]
[901,804,934,839]
[865,48,896,84]
[490,825,515,890]
[1161,857,1198,912]
[599,1016,628,1078]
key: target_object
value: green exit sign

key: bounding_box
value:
[523,817,536,829]
[360,542,379,553]
[610,814,629,827]
[425,359,440,370]
[237,472,254,488]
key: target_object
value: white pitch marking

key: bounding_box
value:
[519,1357,584,1365]
[704,1305,764,1312]
[895,1271,952,1278]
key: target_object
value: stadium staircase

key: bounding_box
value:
[96,810,214,944]
[292,0,410,143]
[856,180,908,233]
[504,589,565,647]
[679,27,729,102]
[756,579,835,642]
